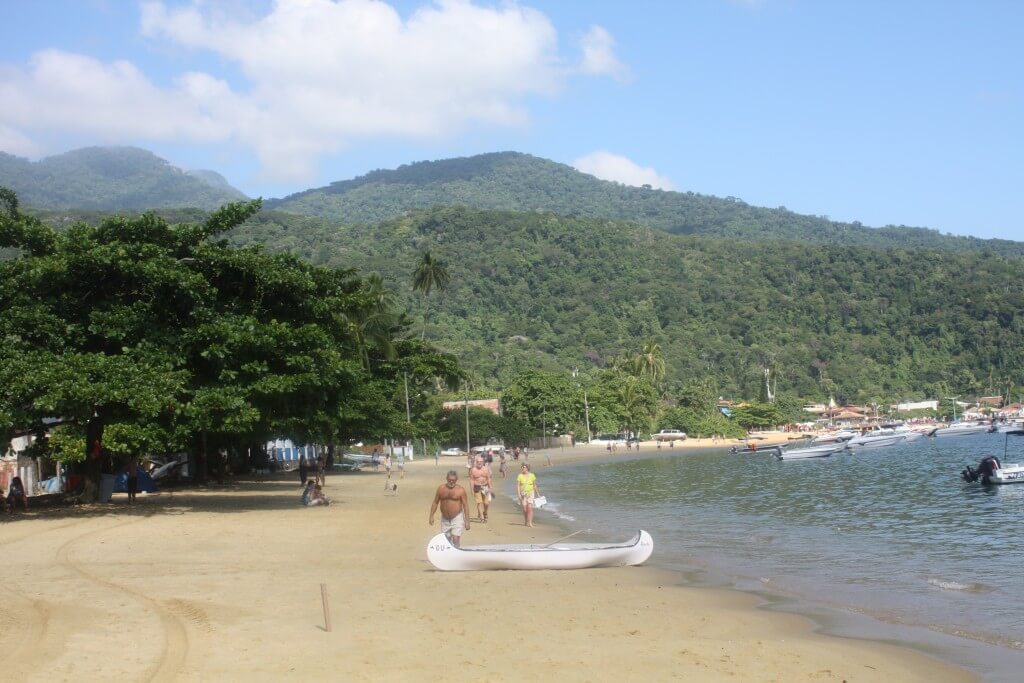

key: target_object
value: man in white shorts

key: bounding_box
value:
[429,470,471,546]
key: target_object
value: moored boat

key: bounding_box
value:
[426,530,654,571]
[776,443,844,460]
[961,430,1024,485]
[847,433,906,449]
[934,422,992,437]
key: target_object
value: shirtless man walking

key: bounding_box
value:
[468,456,494,522]
[429,470,470,547]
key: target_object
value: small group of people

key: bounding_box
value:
[301,479,330,506]
[4,476,29,514]
[429,461,542,545]
[297,453,329,507]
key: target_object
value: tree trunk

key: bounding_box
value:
[421,295,430,340]
[83,416,105,502]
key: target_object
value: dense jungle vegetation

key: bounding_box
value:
[270,152,1024,257]
[227,206,1024,406]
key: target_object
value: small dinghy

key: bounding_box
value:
[962,430,1024,485]
[426,530,654,571]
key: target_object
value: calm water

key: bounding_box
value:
[531,434,1024,680]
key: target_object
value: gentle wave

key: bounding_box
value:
[925,577,993,593]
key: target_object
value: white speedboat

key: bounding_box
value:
[934,422,992,437]
[811,430,856,444]
[776,444,844,460]
[426,530,654,571]
[962,430,1024,485]
[847,433,906,449]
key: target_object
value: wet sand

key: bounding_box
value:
[0,451,972,682]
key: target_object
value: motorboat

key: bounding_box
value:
[847,433,906,449]
[933,422,992,437]
[776,443,845,460]
[426,530,654,571]
[811,430,856,444]
[962,430,1024,485]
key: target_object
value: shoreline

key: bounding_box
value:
[0,450,973,681]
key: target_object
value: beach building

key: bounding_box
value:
[893,400,939,412]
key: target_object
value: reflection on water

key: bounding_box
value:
[541,433,1024,677]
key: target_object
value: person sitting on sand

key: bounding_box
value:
[7,476,28,514]
[307,483,330,507]
[301,479,315,505]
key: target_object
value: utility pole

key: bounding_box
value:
[464,383,471,454]
[404,372,412,458]
[573,367,592,443]
[542,405,547,449]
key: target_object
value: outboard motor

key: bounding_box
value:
[962,456,1001,484]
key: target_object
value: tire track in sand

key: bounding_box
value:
[55,518,189,682]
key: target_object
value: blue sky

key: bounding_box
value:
[1,1,1021,240]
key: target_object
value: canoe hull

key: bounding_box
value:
[427,530,654,571]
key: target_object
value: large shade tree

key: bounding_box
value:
[0,189,459,495]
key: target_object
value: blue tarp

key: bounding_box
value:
[113,469,157,493]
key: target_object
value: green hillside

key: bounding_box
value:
[226,206,1024,403]
[0,146,247,211]
[269,152,1024,256]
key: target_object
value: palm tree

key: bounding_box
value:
[344,274,400,370]
[636,341,665,387]
[412,251,450,339]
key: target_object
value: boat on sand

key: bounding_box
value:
[426,530,654,571]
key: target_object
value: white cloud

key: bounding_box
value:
[578,25,628,81]
[573,151,675,191]
[0,0,629,183]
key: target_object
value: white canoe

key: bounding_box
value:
[426,530,654,571]
[777,444,844,460]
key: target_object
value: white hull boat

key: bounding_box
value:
[934,423,991,437]
[962,430,1024,485]
[847,434,906,449]
[426,530,654,571]
[776,444,844,460]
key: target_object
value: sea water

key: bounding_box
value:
[533,434,1024,680]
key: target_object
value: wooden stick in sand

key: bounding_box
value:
[320,583,332,632]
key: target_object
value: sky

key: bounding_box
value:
[1,0,1022,240]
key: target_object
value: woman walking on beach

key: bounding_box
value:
[516,464,541,528]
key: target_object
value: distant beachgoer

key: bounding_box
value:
[512,447,520,462]
[522,447,529,462]
[466,453,474,474]
[429,470,470,547]
[469,456,494,522]
[499,452,507,478]
[385,452,393,478]
[316,454,326,486]
[6,476,28,513]
[299,455,309,485]
[516,464,541,527]
[545,452,552,467]
[307,483,330,506]
[125,457,139,505]
[397,452,405,479]
[434,448,440,466]
[301,480,315,505]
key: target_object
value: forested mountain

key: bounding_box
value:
[225,206,1024,403]
[270,152,1024,256]
[0,147,247,211]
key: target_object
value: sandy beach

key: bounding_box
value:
[0,446,973,682]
